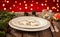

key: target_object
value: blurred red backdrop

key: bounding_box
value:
[0,0,60,12]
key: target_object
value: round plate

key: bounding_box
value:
[9,21,50,31]
[9,16,49,29]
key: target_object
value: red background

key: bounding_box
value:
[0,0,60,12]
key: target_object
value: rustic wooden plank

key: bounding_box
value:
[52,32,60,37]
[14,30,23,37]
[6,31,23,37]
[22,32,28,37]
[6,33,15,37]
[23,31,39,37]
[28,32,39,37]
[6,28,23,37]
[39,28,52,37]
[6,22,60,37]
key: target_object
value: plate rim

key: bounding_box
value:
[9,16,50,28]
[8,21,51,31]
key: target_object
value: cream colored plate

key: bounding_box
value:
[9,16,50,29]
[9,21,50,31]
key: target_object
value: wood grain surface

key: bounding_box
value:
[6,23,60,37]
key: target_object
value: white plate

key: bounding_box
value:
[9,21,50,31]
[9,16,49,29]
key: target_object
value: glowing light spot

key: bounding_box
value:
[57,9,59,11]
[9,7,12,9]
[19,3,21,5]
[52,6,55,9]
[45,0,47,2]
[49,10,52,12]
[57,0,59,2]
[36,2,38,4]
[25,7,27,9]
[45,4,47,6]
[53,0,55,2]
[4,8,6,10]
[12,11,14,12]
[30,8,33,10]
[15,1,17,3]
[13,4,15,7]
[31,4,33,6]
[24,1,26,3]
[4,0,6,2]
[19,8,22,10]
[25,4,27,6]
[47,7,49,10]
[57,6,59,8]
[2,4,5,7]
[41,3,44,6]
[7,1,9,3]
[56,3,59,5]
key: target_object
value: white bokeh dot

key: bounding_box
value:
[25,4,27,6]
[19,8,22,10]
[36,2,38,4]
[45,4,47,6]
[19,3,21,5]
[31,4,33,6]
[12,11,14,12]
[30,8,33,10]
[24,1,26,3]
[47,6,49,10]
[25,7,27,9]
[41,3,44,6]
[4,8,6,10]
[2,4,5,7]
[57,9,59,11]
[7,1,9,3]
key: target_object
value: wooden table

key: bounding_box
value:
[6,23,60,37]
